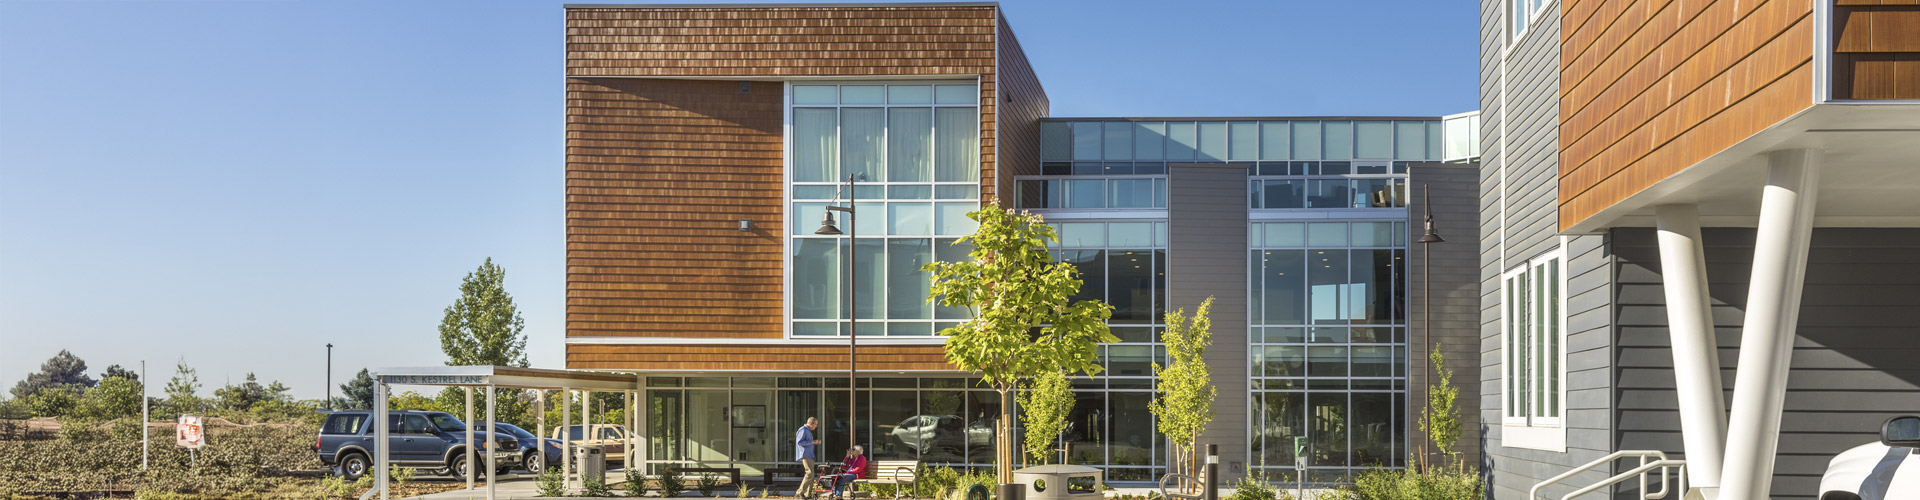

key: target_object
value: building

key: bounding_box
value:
[561,2,1483,484]
[1477,0,1920,499]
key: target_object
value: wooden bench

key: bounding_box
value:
[667,466,742,485]
[850,460,919,500]
[761,466,808,487]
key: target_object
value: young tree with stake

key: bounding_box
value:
[1151,297,1216,481]
[924,206,1116,484]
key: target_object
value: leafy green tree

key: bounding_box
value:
[439,258,529,368]
[389,391,441,411]
[1420,344,1463,468]
[26,387,79,418]
[11,350,96,399]
[162,358,203,416]
[338,369,376,410]
[101,364,139,382]
[214,373,269,411]
[1151,297,1216,479]
[924,206,1116,482]
[73,376,143,420]
[1017,370,1074,465]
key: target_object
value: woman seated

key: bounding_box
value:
[830,445,868,500]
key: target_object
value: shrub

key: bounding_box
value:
[659,469,687,497]
[537,467,567,497]
[737,482,753,497]
[696,472,722,497]
[392,467,417,486]
[1342,467,1481,500]
[583,471,613,497]
[919,465,960,500]
[1225,476,1284,500]
[624,467,650,497]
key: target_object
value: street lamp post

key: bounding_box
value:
[1415,184,1445,469]
[326,343,335,411]
[814,174,859,451]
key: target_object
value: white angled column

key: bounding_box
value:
[1654,204,1728,490]
[1720,149,1822,500]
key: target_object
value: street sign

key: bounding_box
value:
[176,415,205,449]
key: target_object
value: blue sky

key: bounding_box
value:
[0,0,1478,400]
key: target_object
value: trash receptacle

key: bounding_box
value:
[576,445,606,480]
[1013,465,1103,500]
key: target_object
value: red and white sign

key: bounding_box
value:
[176,416,205,449]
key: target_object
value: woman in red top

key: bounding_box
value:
[830,445,868,500]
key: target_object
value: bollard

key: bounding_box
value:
[998,483,1024,500]
[1203,444,1219,500]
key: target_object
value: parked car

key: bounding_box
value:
[550,424,631,464]
[888,415,992,454]
[315,410,520,481]
[1819,415,1920,500]
[488,422,564,474]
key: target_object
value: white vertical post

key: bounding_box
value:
[538,390,547,475]
[1654,204,1729,490]
[465,386,475,491]
[1720,149,1822,500]
[486,384,497,500]
[627,391,637,471]
[141,360,149,471]
[375,380,390,499]
[584,389,595,485]
[563,389,573,490]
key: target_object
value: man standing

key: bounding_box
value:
[796,417,822,499]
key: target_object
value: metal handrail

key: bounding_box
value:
[1559,460,1687,500]
[1157,473,1204,500]
[1530,450,1677,500]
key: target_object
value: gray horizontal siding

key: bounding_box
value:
[1611,227,1920,500]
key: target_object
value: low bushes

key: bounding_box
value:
[0,417,321,497]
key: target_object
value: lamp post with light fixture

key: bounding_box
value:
[1415,184,1445,468]
[812,174,859,450]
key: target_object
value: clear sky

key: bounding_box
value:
[0,0,1479,400]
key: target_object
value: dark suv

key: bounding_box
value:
[316,410,519,481]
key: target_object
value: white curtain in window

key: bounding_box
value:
[842,108,885,182]
[934,108,979,182]
[889,108,932,182]
[794,108,837,182]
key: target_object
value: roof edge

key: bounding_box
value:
[565,2,998,9]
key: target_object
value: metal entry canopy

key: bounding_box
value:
[370,365,642,499]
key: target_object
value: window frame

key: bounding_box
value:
[1508,0,1556,48]
[1500,247,1568,450]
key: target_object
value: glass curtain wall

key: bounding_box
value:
[790,82,981,337]
[1046,220,1168,481]
[1249,221,1408,482]
[642,376,1164,478]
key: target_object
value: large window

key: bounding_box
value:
[1503,249,1564,428]
[789,82,981,337]
[1249,220,1407,481]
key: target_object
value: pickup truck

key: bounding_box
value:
[316,410,519,481]
[551,424,631,464]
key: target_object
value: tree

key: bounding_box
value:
[924,206,1117,483]
[73,376,143,420]
[11,350,96,399]
[1017,370,1074,465]
[439,258,529,368]
[338,369,376,410]
[101,364,139,382]
[162,358,203,416]
[26,388,79,418]
[1420,344,1463,468]
[214,373,269,411]
[1151,297,1216,480]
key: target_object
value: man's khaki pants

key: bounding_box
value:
[799,458,819,499]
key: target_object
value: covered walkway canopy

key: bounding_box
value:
[370,366,642,499]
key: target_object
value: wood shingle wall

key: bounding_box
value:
[1555,0,1815,229]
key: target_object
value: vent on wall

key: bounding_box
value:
[739,81,752,94]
